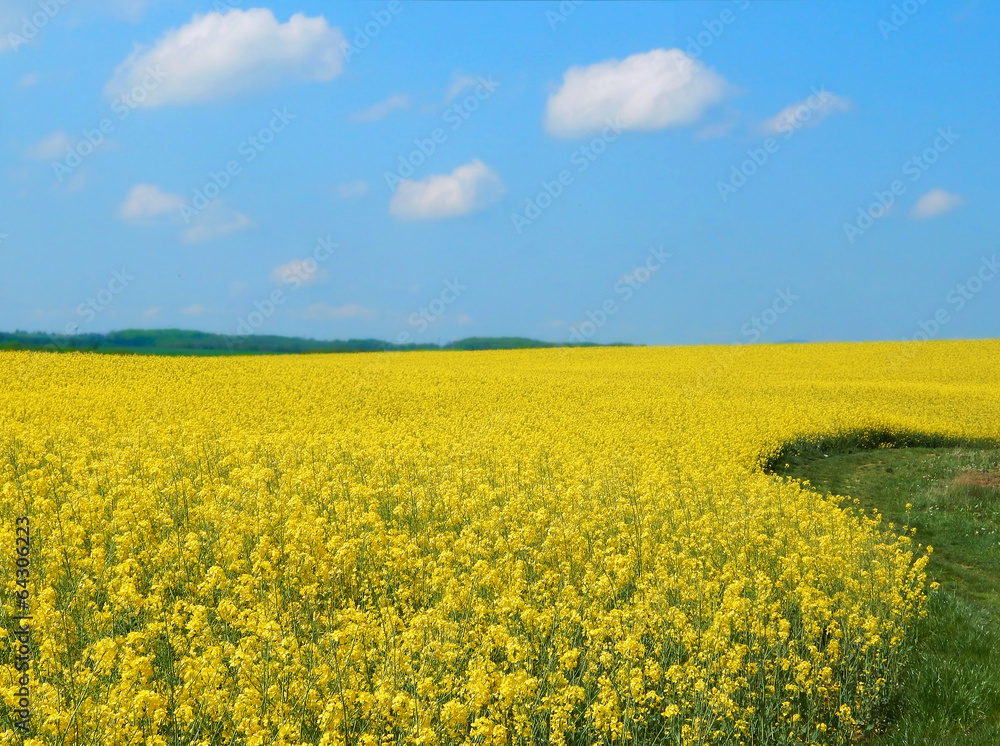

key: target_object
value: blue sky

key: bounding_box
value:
[2,0,998,346]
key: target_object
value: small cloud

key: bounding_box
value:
[456,313,473,325]
[18,72,39,89]
[180,202,253,243]
[119,183,185,222]
[303,302,376,320]
[334,180,369,198]
[271,258,325,285]
[758,89,852,136]
[230,280,249,296]
[25,131,71,160]
[122,186,252,241]
[142,306,162,318]
[350,93,410,123]
[545,48,730,139]
[542,320,565,328]
[104,8,346,107]
[180,304,206,315]
[910,188,966,219]
[445,72,479,103]
[390,159,505,220]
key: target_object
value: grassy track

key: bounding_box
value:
[772,446,1000,745]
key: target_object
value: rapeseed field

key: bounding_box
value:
[2,341,998,745]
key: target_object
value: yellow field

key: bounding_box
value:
[2,341,999,746]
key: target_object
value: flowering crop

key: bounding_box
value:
[2,341,998,745]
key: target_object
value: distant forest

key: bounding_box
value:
[0,329,631,356]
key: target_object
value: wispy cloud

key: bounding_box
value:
[118,184,252,242]
[351,93,410,123]
[758,89,852,136]
[180,202,253,243]
[25,131,71,160]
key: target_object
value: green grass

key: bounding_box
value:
[771,444,1000,745]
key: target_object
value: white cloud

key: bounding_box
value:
[25,131,71,160]
[758,90,852,136]
[334,180,369,198]
[119,184,252,241]
[390,159,505,220]
[351,93,409,123]
[180,304,206,315]
[456,313,473,325]
[304,303,376,320]
[118,183,185,222]
[271,258,325,285]
[180,202,253,243]
[104,8,345,107]
[142,306,162,318]
[910,188,966,219]
[545,48,729,138]
[18,72,39,88]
